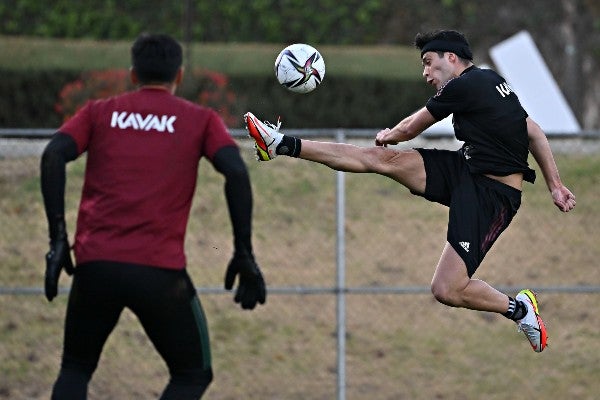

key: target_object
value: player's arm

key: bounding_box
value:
[41,133,78,226]
[211,146,254,256]
[375,107,437,146]
[211,146,266,309]
[40,132,79,301]
[527,117,576,212]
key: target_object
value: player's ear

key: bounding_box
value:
[130,67,139,85]
[174,67,184,85]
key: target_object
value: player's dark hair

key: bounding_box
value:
[414,30,473,61]
[131,33,182,84]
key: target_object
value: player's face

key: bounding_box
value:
[421,51,453,90]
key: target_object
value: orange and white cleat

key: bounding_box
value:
[515,289,548,353]
[244,112,283,161]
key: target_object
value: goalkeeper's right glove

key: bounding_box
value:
[44,219,74,302]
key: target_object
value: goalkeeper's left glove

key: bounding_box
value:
[44,219,74,302]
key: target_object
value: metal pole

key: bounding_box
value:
[335,129,346,400]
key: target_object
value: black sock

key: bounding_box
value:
[503,296,528,320]
[276,135,302,157]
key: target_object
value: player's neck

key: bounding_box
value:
[139,83,176,94]
[456,62,474,76]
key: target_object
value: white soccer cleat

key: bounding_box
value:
[244,112,283,161]
[515,289,548,353]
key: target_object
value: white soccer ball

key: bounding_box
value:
[274,43,325,94]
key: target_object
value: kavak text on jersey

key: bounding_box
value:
[110,111,177,133]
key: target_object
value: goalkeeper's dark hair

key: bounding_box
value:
[131,33,182,84]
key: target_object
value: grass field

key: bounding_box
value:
[0,142,598,399]
[0,35,423,79]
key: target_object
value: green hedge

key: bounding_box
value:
[0,69,432,129]
[230,76,432,128]
[0,70,79,128]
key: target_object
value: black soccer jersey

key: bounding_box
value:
[426,66,536,183]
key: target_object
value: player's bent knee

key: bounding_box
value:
[431,282,461,307]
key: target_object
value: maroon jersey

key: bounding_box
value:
[59,87,237,269]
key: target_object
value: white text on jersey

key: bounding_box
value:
[495,82,514,98]
[110,111,177,133]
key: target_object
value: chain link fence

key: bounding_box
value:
[1,129,598,400]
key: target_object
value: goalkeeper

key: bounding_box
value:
[41,33,266,400]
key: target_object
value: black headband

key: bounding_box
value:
[420,39,473,60]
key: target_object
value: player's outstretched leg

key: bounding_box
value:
[513,289,548,352]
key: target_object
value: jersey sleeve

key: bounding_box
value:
[425,77,471,121]
[58,101,94,155]
[201,110,238,161]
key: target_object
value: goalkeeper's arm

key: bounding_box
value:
[211,146,266,309]
[40,132,79,300]
[41,132,78,235]
[211,145,254,257]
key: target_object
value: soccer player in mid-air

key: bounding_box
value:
[245,29,576,352]
[41,33,266,399]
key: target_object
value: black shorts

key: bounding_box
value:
[61,261,212,376]
[412,148,522,277]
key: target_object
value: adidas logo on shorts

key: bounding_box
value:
[459,241,470,252]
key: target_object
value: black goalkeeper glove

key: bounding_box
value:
[44,220,74,302]
[224,253,266,310]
